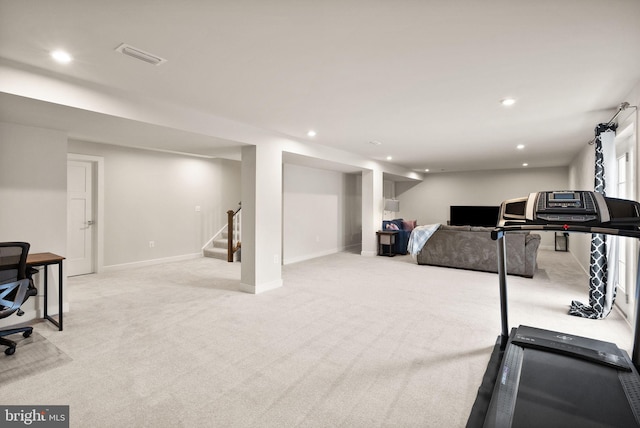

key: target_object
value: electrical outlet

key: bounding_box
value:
[195,205,201,212]
[149,241,155,248]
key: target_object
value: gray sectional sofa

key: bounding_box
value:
[416,225,541,277]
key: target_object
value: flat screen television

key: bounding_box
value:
[450,205,500,227]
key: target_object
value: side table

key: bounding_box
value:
[377,230,398,256]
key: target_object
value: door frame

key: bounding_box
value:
[67,153,105,273]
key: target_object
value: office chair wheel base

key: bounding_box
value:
[23,331,31,338]
[5,347,15,356]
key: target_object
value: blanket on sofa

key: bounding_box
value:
[407,224,440,257]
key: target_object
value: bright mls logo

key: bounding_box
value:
[1,406,69,427]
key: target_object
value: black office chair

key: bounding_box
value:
[0,242,38,355]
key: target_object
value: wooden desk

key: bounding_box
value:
[27,252,65,331]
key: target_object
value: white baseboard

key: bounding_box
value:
[343,243,361,252]
[284,248,340,265]
[569,249,590,276]
[240,279,283,294]
[283,243,362,265]
[102,252,202,272]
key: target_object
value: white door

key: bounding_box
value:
[67,160,94,276]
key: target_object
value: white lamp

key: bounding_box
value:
[384,199,399,212]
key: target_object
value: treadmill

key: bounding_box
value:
[469,191,640,428]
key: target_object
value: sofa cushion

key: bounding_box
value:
[470,226,494,232]
[382,218,403,230]
[441,225,471,231]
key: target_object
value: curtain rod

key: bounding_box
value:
[588,102,637,145]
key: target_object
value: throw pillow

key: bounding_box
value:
[402,220,417,231]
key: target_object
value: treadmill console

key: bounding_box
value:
[498,190,640,228]
[534,190,602,223]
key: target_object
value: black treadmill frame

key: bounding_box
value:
[491,223,640,366]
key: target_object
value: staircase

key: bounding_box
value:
[202,207,241,262]
[203,231,232,260]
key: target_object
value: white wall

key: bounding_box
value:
[568,141,597,271]
[67,140,241,268]
[0,122,67,324]
[396,166,569,248]
[283,164,361,264]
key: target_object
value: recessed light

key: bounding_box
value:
[516,144,525,150]
[51,50,72,64]
[522,163,528,167]
[307,130,317,137]
[369,140,382,146]
[386,156,393,161]
[500,98,516,107]
[424,168,430,172]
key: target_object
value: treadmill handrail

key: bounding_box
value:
[492,223,640,239]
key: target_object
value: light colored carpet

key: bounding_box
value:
[0,249,633,427]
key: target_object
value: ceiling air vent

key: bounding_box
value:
[115,43,167,66]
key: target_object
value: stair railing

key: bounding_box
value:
[227,207,241,262]
[201,206,242,262]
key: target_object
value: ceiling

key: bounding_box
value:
[1,0,639,173]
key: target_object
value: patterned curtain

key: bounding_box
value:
[569,123,618,319]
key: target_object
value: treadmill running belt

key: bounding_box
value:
[511,348,638,428]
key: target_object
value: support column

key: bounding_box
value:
[240,144,283,294]
[361,168,383,257]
